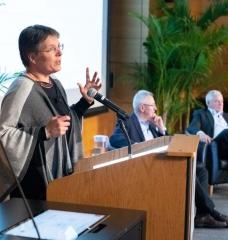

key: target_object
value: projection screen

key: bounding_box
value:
[0,0,109,111]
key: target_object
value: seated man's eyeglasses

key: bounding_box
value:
[143,103,156,107]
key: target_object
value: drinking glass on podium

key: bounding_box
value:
[92,135,109,156]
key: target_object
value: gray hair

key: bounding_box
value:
[205,90,223,107]
[132,90,153,114]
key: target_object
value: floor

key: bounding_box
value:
[193,184,228,240]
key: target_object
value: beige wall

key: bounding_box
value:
[109,0,149,109]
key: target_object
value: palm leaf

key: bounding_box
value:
[197,0,228,30]
[129,0,228,132]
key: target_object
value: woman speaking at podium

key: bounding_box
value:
[0,25,101,200]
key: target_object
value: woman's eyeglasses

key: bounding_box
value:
[38,43,64,53]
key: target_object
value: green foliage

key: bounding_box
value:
[130,0,228,133]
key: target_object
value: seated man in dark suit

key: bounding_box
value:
[187,89,228,159]
[110,90,166,148]
[110,90,228,228]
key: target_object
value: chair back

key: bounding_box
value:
[206,141,228,185]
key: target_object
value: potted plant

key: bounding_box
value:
[130,0,228,133]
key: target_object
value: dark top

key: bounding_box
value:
[42,80,70,116]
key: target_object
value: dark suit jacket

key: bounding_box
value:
[109,113,165,148]
[186,109,228,138]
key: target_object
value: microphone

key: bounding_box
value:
[87,88,129,119]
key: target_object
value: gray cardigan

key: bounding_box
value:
[0,74,84,186]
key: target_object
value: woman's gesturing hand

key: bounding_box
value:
[77,67,102,104]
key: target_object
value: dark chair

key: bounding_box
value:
[206,141,228,195]
[196,141,208,166]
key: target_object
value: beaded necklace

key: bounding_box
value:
[25,72,53,88]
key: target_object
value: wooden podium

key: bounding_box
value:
[47,134,199,240]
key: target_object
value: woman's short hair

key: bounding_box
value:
[133,90,153,114]
[205,90,223,107]
[19,24,59,67]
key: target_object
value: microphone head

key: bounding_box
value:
[87,88,97,98]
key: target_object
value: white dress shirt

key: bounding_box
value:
[136,116,154,141]
[208,108,228,138]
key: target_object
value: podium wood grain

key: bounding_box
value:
[47,135,199,240]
